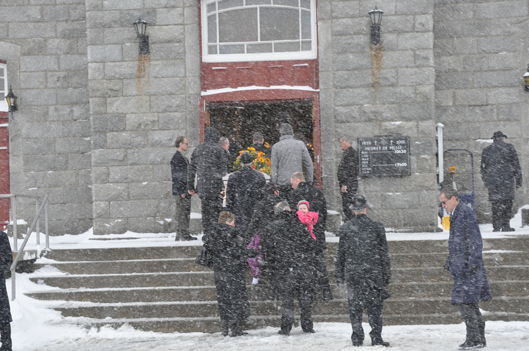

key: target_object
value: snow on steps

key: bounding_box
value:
[25,237,529,333]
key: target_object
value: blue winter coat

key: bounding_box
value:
[446,203,492,304]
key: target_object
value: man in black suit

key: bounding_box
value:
[338,135,359,222]
[171,136,196,241]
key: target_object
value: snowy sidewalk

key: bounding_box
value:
[22,321,529,351]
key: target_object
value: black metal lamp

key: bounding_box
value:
[368,6,384,45]
[133,17,150,55]
[523,65,529,92]
[5,86,17,118]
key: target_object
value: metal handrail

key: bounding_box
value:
[1,193,50,300]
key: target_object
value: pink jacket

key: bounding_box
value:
[297,211,319,240]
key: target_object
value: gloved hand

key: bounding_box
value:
[444,262,450,271]
[469,264,479,272]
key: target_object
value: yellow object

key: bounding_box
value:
[449,166,456,173]
[442,216,450,231]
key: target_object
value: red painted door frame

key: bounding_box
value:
[198,90,322,188]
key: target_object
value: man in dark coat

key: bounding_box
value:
[203,211,250,337]
[0,231,12,351]
[440,187,492,350]
[226,152,266,235]
[187,127,228,238]
[337,135,359,222]
[480,131,522,232]
[335,195,391,347]
[261,200,317,335]
[250,131,271,157]
[289,172,333,301]
[171,136,196,241]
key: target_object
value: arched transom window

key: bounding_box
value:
[202,0,317,62]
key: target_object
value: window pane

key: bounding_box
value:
[207,3,216,13]
[301,41,311,51]
[219,44,245,54]
[208,45,218,54]
[275,41,299,52]
[0,79,4,92]
[218,0,244,10]
[260,8,299,41]
[301,10,310,39]
[219,8,258,42]
[247,43,273,53]
[246,0,271,5]
[300,0,310,9]
[273,0,298,7]
[208,15,217,43]
[0,68,3,77]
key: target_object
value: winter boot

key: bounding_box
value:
[458,340,485,349]
[478,321,486,347]
[371,338,390,347]
[230,322,248,337]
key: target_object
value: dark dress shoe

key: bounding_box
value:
[278,329,290,336]
[303,329,316,333]
[501,227,515,232]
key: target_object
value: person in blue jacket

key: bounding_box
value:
[440,187,492,350]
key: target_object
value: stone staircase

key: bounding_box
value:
[25,237,529,333]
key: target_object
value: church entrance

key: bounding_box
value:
[202,98,320,185]
[207,100,314,153]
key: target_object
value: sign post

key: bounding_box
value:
[358,136,411,177]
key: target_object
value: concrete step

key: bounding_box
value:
[39,237,529,264]
[30,269,529,300]
[49,309,529,334]
[27,280,529,308]
[48,296,529,320]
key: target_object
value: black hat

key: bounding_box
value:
[240,151,254,165]
[350,195,369,212]
[492,131,507,139]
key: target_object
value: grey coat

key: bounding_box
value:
[271,135,313,185]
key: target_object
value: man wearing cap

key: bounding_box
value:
[335,195,391,347]
[226,151,266,236]
[480,131,522,232]
[439,187,491,349]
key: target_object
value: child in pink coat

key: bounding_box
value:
[296,200,318,241]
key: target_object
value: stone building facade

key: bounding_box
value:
[0,0,526,235]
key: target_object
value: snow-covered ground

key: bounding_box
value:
[7,208,529,351]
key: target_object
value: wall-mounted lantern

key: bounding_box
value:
[133,17,150,55]
[5,86,17,119]
[523,65,529,91]
[368,6,384,45]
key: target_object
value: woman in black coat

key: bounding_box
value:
[204,212,250,337]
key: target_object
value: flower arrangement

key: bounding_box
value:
[233,147,272,175]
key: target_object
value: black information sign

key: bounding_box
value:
[358,136,411,177]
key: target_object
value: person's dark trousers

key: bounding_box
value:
[341,191,355,222]
[278,269,314,334]
[314,251,333,300]
[200,196,222,238]
[457,303,486,345]
[491,199,513,231]
[175,195,191,238]
[0,322,11,351]
[348,299,383,345]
